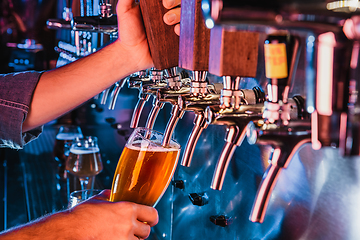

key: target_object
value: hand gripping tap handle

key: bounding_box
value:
[130,0,179,130]
[139,0,179,71]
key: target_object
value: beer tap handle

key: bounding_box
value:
[178,0,210,97]
[208,26,259,110]
[249,132,311,223]
[162,104,185,146]
[108,77,128,110]
[211,124,248,190]
[139,0,179,70]
[181,112,209,167]
[130,93,151,128]
[145,96,165,129]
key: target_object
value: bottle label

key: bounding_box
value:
[264,43,288,79]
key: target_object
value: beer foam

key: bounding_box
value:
[127,140,179,152]
[70,147,100,154]
[56,133,83,140]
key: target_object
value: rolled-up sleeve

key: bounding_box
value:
[0,71,44,149]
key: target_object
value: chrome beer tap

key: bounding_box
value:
[176,0,220,161]
[139,0,186,137]
[248,32,312,223]
[205,88,266,190]
[206,26,261,190]
[178,83,223,167]
[128,69,166,128]
[311,26,360,156]
[71,0,118,34]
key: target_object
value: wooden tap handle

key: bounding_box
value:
[208,26,259,77]
[178,0,210,71]
[140,0,179,70]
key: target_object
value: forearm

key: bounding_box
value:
[0,211,79,240]
[22,40,152,132]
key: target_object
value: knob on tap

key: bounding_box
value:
[310,31,356,154]
[139,0,180,77]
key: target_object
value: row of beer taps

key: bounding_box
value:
[47,0,360,224]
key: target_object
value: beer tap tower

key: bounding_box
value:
[202,0,360,228]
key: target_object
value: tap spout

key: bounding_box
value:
[108,77,128,110]
[211,124,248,190]
[207,103,265,190]
[100,87,111,105]
[181,112,209,167]
[130,93,150,128]
[162,104,185,146]
[249,123,311,223]
[145,97,165,129]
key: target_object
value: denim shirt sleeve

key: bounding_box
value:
[0,71,44,149]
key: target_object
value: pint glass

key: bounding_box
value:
[110,127,181,207]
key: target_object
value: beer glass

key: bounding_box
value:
[53,125,83,179]
[66,136,104,190]
[110,127,181,207]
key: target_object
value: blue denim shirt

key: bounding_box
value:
[0,71,44,149]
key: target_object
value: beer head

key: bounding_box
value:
[128,127,181,151]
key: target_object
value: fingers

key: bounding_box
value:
[116,0,138,14]
[133,221,151,239]
[163,7,181,26]
[163,0,181,9]
[135,204,159,227]
[130,203,158,239]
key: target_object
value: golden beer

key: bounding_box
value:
[110,128,180,206]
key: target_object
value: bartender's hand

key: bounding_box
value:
[69,190,159,240]
[116,0,181,71]
[0,190,158,240]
